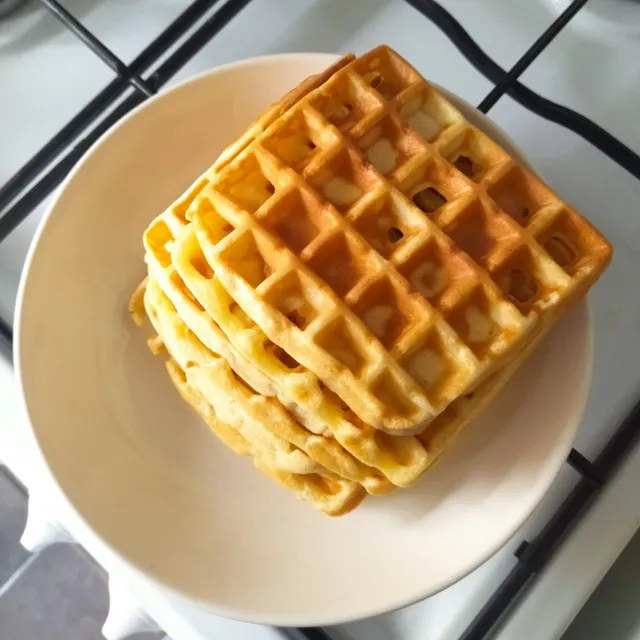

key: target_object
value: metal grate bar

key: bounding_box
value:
[278,628,334,640]
[39,0,154,97]
[0,317,11,361]
[567,448,603,487]
[458,560,534,640]
[3,0,639,247]
[459,392,640,639]
[147,0,255,85]
[595,396,640,478]
[477,0,590,113]
[405,0,640,180]
[0,0,253,245]
[0,0,222,214]
[0,93,148,243]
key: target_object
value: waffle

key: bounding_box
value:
[133,272,557,514]
[142,213,525,491]
[166,356,365,517]
[131,45,612,515]
[180,45,611,435]
[212,53,356,175]
[138,52,357,257]
[142,277,366,516]
[142,276,392,495]
[145,214,430,488]
[417,317,556,460]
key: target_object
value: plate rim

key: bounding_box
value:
[13,51,595,627]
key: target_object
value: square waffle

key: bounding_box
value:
[131,45,611,515]
[181,45,611,435]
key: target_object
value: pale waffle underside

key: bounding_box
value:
[141,277,366,516]
[166,357,365,517]
[143,276,394,494]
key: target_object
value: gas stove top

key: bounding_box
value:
[1,2,640,639]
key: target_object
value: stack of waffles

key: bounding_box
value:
[130,45,612,516]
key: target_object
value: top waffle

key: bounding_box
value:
[150,45,612,437]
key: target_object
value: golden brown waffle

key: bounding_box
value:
[181,45,610,435]
[142,278,366,516]
[131,45,612,515]
[416,317,558,462]
[139,53,357,253]
[145,213,431,488]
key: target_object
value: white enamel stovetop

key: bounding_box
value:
[1,1,640,639]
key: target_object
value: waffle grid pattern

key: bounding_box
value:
[135,45,611,515]
[186,46,610,433]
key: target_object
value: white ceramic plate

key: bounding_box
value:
[15,53,592,627]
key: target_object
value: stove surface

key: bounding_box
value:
[1,2,639,640]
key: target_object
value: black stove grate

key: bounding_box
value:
[2,1,640,638]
